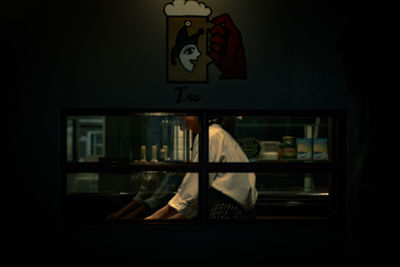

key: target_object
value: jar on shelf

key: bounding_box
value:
[280,136,297,159]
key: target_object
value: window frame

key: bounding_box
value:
[60,109,347,225]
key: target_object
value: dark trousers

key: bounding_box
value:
[208,187,256,219]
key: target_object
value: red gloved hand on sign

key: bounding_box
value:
[210,14,247,79]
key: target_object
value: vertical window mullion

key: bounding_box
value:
[60,111,68,222]
[198,111,209,223]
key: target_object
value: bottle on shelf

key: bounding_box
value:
[304,173,315,193]
[140,145,147,163]
[163,145,169,161]
[160,148,166,161]
[151,145,158,163]
[280,136,297,160]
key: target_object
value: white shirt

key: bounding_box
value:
[168,124,258,218]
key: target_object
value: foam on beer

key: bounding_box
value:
[164,0,212,16]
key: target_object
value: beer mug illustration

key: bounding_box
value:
[164,0,213,82]
[164,0,247,82]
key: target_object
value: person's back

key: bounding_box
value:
[207,124,258,214]
[208,123,248,163]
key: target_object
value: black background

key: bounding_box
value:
[4,0,395,266]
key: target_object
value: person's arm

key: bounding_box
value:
[107,172,162,220]
[144,204,180,220]
[145,136,200,220]
[132,172,160,205]
[166,211,186,220]
[142,172,181,210]
[166,171,199,218]
[119,203,147,220]
[106,200,140,220]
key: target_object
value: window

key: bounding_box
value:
[61,110,346,223]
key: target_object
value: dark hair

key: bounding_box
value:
[209,115,236,139]
[208,115,223,125]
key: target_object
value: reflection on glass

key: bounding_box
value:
[66,116,104,162]
[207,115,331,162]
[254,172,331,218]
[66,172,198,221]
[255,173,329,195]
[67,172,185,195]
[66,114,196,163]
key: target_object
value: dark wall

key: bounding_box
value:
[341,0,395,266]
[11,0,349,110]
[5,0,393,265]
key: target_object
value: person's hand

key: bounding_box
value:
[143,204,179,220]
[106,209,126,220]
[210,14,246,79]
[106,201,137,220]
[120,204,146,220]
[144,213,160,220]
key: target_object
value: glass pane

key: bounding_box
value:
[66,113,198,163]
[256,172,331,218]
[256,173,330,195]
[66,116,104,162]
[207,115,331,162]
[65,172,197,221]
[207,172,331,219]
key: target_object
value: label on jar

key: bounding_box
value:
[238,137,261,159]
[283,147,297,158]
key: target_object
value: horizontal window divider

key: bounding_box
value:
[61,108,346,116]
[207,162,337,173]
[64,162,202,173]
[62,217,331,226]
[63,161,338,173]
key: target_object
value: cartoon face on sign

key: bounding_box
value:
[164,0,247,82]
[171,21,204,72]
